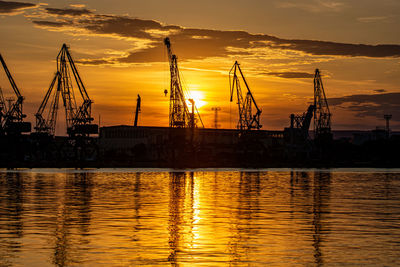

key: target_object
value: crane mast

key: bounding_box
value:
[313,69,331,138]
[0,53,31,135]
[164,37,203,128]
[229,61,262,131]
[35,44,97,137]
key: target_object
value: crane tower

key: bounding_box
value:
[229,61,262,131]
[35,44,98,137]
[164,37,203,128]
[313,69,331,139]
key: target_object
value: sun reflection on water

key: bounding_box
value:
[0,170,399,266]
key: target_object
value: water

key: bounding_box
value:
[0,169,399,266]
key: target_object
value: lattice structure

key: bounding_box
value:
[313,69,331,138]
[0,53,31,135]
[35,44,97,136]
[164,37,203,128]
[229,61,262,131]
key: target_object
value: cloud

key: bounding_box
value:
[373,89,386,93]
[30,9,400,64]
[0,0,36,15]
[357,16,390,23]
[70,4,86,8]
[262,71,315,78]
[75,58,114,65]
[276,0,345,13]
[33,20,70,27]
[45,7,93,16]
[329,92,400,121]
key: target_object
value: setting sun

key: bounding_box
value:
[186,90,206,109]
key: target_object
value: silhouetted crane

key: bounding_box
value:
[35,44,98,137]
[0,53,31,135]
[134,94,141,127]
[229,61,262,131]
[164,37,203,128]
[289,104,316,141]
[313,69,331,139]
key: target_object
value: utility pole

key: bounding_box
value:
[211,107,221,129]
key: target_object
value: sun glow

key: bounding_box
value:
[186,90,206,109]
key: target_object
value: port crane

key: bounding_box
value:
[313,69,331,139]
[35,44,98,137]
[164,37,203,128]
[229,61,262,131]
[0,53,31,135]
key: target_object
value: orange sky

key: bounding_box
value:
[1,0,400,134]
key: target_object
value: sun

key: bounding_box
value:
[186,90,206,109]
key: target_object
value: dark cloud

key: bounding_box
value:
[75,58,113,65]
[82,15,168,39]
[263,71,315,79]
[45,7,93,16]
[278,40,400,58]
[329,92,400,121]
[0,0,36,14]
[374,89,386,93]
[33,20,70,27]
[32,11,400,63]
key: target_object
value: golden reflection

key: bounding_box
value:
[0,173,24,266]
[312,171,331,267]
[228,172,261,264]
[132,172,142,239]
[168,172,187,264]
[191,173,201,248]
[168,172,203,265]
[53,173,93,267]
[2,170,398,265]
[289,170,331,266]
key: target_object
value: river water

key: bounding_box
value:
[0,169,399,266]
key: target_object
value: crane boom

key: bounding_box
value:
[0,53,31,134]
[0,54,22,99]
[229,61,262,131]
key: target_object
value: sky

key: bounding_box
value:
[0,0,400,133]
